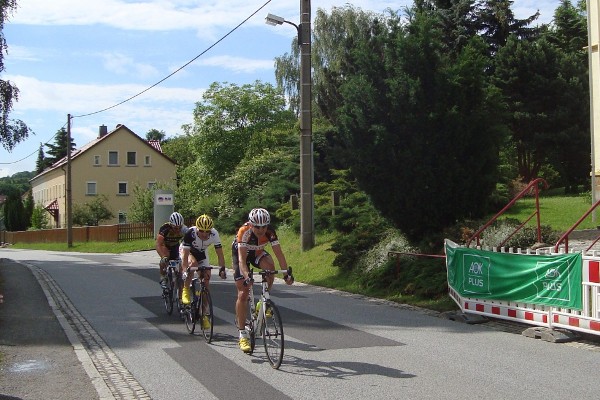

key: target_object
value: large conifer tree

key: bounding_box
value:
[45,128,76,165]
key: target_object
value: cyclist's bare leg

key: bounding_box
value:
[159,258,168,279]
[184,255,199,289]
[235,279,250,331]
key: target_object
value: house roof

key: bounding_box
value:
[30,124,177,181]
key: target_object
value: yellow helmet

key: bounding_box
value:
[195,214,214,231]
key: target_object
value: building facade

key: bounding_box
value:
[30,124,177,227]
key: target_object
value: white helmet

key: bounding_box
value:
[248,208,270,226]
[169,212,184,226]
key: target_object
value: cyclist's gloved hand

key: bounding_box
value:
[243,277,254,287]
[160,256,169,266]
[219,266,227,279]
[284,267,294,285]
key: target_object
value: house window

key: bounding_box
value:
[147,181,157,189]
[108,151,119,166]
[127,151,137,166]
[86,182,97,195]
[118,211,127,224]
[144,155,151,166]
[93,155,101,166]
[118,182,128,195]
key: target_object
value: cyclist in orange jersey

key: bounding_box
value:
[231,208,293,353]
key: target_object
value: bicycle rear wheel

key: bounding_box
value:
[200,289,214,343]
[164,275,175,315]
[262,300,284,369]
[185,289,198,334]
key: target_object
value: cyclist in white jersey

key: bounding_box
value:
[180,214,227,306]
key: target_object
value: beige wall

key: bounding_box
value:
[31,167,66,228]
[31,126,177,227]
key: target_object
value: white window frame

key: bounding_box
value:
[118,211,127,224]
[144,155,151,166]
[93,155,101,166]
[86,181,97,196]
[118,181,128,195]
[147,181,157,189]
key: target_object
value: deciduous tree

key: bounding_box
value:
[0,0,32,151]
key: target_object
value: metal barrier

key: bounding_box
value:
[447,242,600,337]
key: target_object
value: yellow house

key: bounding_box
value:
[30,124,177,227]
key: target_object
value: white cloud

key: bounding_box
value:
[4,45,41,62]
[101,52,160,79]
[198,55,274,74]
[5,74,203,143]
[9,1,411,32]
[6,74,204,112]
[10,0,281,34]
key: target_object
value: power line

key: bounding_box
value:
[1,0,273,166]
[74,0,272,118]
[0,122,68,165]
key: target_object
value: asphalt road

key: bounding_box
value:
[2,248,600,400]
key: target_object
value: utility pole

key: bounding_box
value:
[299,0,314,250]
[67,114,73,247]
[588,0,600,222]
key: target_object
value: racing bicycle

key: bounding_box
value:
[242,267,293,369]
[162,259,181,316]
[184,265,215,342]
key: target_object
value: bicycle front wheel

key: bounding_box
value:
[200,289,214,343]
[262,300,284,369]
[184,301,197,334]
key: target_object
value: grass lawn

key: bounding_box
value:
[499,194,599,232]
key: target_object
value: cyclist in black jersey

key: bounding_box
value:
[155,212,187,288]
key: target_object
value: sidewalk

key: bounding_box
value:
[0,258,100,400]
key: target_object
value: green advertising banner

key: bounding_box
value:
[445,240,582,309]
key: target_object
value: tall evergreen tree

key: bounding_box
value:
[477,0,541,55]
[45,127,76,165]
[548,0,587,55]
[23,188,33,229]
[315,6,505,240]
[3,187,26,231]
[414,0,481,54]
[542,0,589,191]
[492,35,587,185]
[35,142,51,173]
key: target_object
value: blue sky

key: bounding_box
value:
[0,0,561,177]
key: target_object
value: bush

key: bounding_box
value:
[29,205,49,230]
[478,218,560,249]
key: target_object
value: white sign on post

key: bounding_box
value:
[153,190,175,236]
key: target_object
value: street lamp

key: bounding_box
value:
[265,4,314,251]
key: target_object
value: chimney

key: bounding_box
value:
[98,125,108,138]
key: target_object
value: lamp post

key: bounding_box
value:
[266,2,314,251]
